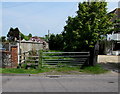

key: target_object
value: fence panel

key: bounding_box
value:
[19,50,39,69]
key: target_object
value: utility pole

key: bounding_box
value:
[48,30,50,42]
[48,30,50,37]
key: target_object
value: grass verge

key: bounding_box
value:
[81,64,109,74]
[0,68,41,74]
[0,64,109,74]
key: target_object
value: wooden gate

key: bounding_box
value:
[42,52,90,67]
[19,51,90,68]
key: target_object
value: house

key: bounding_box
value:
[30,36,45,43]
[106,8,120,55]
[29,36,49,50]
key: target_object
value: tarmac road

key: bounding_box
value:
[1,72,119,93]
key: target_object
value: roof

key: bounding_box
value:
[29,36,46,43]
[109,8,120,21]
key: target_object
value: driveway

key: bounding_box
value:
[1,72,119,93]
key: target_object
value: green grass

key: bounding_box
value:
[81,64,109,74]
[1,68,41,74]
[0,64,109,74]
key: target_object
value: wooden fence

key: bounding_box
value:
[19,50,40,69]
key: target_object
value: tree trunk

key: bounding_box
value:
[89,42,99,66]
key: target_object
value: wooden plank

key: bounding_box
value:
[21,60,25,63]
[43,52,90,54]
[20,59,39,61]
[26,63,39,66]
[45,62,85,65]
[44,60,86,62]
[19,55,39,57]
[44,61,86,63]
[25,59,39,61]
[44,63,58,65]
[25,56,39,58]
[42,55,90,58]
[22,63,39,65]
[21,51,30,54]
[44,59,87,61]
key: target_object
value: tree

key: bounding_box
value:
[63,1,114,66]
[7,27,19,41]
[44,35,49,42]
[7,27,24,41]
[49,34,63,51]
[55,34,64,50]
[28,33,32,38]
[0,36,6,42]
[49,34,56,50]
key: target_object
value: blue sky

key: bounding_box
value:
[2,1,119,37]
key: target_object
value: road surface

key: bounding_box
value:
[1,72,119,93]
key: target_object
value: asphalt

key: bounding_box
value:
[1,72,119,92]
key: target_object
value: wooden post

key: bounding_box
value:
[24,53,25,64]
[89,42,99,66]
[39,50,43,69]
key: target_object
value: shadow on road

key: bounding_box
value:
[99,62,120,73]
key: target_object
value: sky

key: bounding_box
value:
[1,1,120,37]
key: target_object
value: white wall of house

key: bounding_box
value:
[112,33,120,41]
[107,33,120,55]
[17,40,49,64]
[107,33,120,41]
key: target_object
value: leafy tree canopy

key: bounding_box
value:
[0,36,6,42]
[63,1,114,51]
[7,27,23,41]
[49,34,63,51]
[7,27,33,41]
[28,33,32,38]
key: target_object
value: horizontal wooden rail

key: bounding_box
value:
[22,63,39,66]
[19,55,39,57]
[43,52,90,54]
[44,61,85,63]
[42,51,90,67]
[21,51,30,54]
[44,59,87,61]
[19,51,90,68]
[20,59,39,61]
[43,55,90,58]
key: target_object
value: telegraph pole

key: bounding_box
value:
[48,30,50,41]
[48,30,50,37]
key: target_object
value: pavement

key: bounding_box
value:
[1,71,119,92]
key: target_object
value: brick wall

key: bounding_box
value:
[11,46,18,67]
